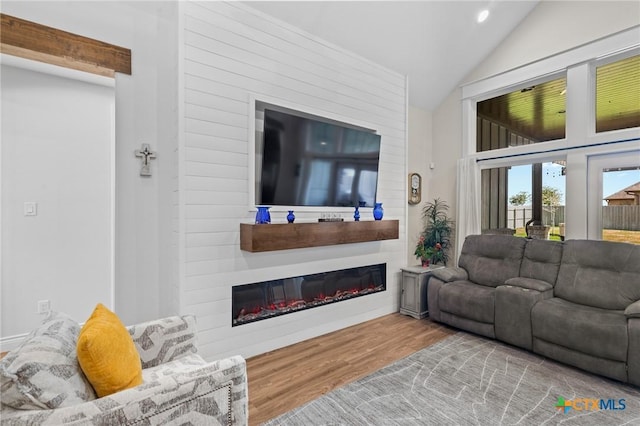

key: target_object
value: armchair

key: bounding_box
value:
[1,315,248,425]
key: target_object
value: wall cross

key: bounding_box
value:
[135,143,156,176]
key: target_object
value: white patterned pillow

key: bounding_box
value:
[0,311,96,410]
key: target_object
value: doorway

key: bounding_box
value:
[1,59,115,339]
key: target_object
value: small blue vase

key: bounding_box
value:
[287,210,295,223]
[255,206,271,224]
[373,202,384,220]
[353,206,360,221]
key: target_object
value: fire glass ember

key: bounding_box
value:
[232,263,386,326]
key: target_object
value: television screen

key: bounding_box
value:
[257,109,381,208]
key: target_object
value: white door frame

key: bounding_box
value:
[587,150,640,240]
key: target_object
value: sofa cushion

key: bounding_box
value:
[458,235,526,288]
[555,240,640,310]
[519,239,563,285]
[532,297,628,362]
[77,304,143,397]
[0,312,96,410]
[438,281,495,324]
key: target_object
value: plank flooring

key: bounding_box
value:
[246,313,455,425]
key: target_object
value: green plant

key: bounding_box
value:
[415,198,454,265]
[509,191,530,206]
[414,238,436,260]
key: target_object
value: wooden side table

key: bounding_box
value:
[400,265,444,319]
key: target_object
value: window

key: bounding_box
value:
[596,55,640,133]
[476,76,567,152]
[482,162,565,239]
[464,29,639,245]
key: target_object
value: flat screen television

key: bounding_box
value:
[257,108,381,208]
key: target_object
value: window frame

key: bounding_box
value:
[587,151,640,240]
[460,27,640,241]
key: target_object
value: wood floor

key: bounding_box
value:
[246,313,455,425]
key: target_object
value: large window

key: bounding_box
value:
[463,28,639,244]
[477,76,569,235]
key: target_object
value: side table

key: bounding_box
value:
[400,265,444,319]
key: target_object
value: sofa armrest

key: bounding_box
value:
[625,300,640,318]
[0,355,249,426]
[127,315,198,368]
[629,318,640,386]
[431,267,468,283]
[504,277,553,292]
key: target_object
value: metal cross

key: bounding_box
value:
[135,143,156,176]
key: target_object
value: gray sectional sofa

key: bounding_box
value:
[427,234,640,386]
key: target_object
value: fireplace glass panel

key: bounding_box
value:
[232,263,386,326]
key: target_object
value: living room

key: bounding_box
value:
[1,1,639,424]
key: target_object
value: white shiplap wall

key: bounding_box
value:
[180,1,407,360]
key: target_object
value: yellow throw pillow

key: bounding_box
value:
[77,303,143,397]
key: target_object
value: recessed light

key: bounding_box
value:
[477,9,489,23]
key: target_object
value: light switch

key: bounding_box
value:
[24,202,37,216]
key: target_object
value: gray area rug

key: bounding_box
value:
[263,332,640,425]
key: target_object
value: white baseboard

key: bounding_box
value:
[0,333,28,352]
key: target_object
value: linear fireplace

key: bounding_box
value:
[232,263,386,326]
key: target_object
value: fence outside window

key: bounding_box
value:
[507,205,639,231]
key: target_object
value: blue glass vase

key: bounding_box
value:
[255,206,271,224]
[353,206,360,221]
[373,202,384,220]
[287,210,295,223]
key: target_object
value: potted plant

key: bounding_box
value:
[414,238,439,267]
[415,198,454,266]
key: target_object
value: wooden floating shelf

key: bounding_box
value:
[240,220,399,252]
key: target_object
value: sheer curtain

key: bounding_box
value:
[456,157,481,257]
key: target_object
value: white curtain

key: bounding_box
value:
[456,157,481,258]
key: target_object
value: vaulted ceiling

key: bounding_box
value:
[244,1,539,111]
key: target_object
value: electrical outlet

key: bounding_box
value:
[37,300,50,314]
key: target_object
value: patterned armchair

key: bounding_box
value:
[0,315,248,425]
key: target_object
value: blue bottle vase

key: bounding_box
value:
[373,202,384,220]
[353,206,360,221]
[287,210,295,223]
[255,206,271,224]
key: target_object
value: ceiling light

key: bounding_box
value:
[477,9,489,23]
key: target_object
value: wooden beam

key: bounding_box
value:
[0,13,131,77]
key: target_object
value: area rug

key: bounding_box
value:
[263,332,640,425]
